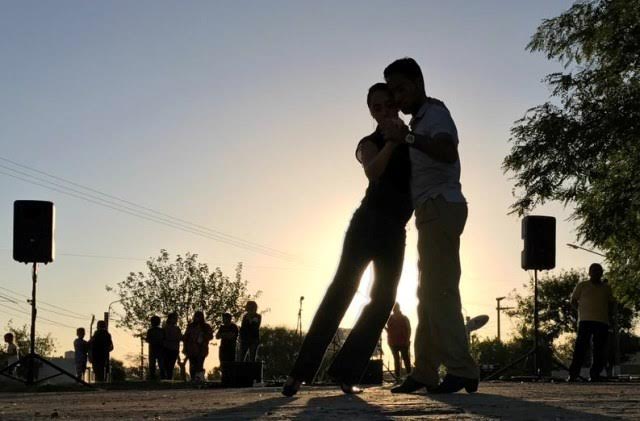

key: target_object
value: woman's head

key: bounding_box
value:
[245,301,258,314]
[367,83,398,125]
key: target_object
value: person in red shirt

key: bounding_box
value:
[386,303,412,380]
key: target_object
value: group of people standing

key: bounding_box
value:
[144,302,262,382]
[283,57,478,396]
[73,321,114,382]
[70,301,262,383]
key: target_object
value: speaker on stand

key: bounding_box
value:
[485,216,577,381]
[0,201,91,387]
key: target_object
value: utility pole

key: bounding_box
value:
[140,336,144,380]
[496,297,513,342]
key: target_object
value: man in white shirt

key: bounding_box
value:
[568,263,615,382]
[381,57,478,394]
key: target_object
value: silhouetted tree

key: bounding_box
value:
[4,321,56,357]
[507,270,635,344]
[256,326,303,381]
[503,0,640,310]
[107,249,258,337]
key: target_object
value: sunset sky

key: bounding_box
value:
[1,1,601,371]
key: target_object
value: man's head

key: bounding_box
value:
[97,320,107,330]
[222,313,232,325]
[4,332,14,344]
[167,312,178,325]
[76,327,85,339]
[393,302,401,314]
[384,57,426,115]
[193,311,205,324]
[150,315,161,327]
[589,263,604,283]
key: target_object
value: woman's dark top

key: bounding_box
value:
[90,330,113,360]
[356,128,413,226]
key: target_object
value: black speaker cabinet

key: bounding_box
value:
[13,200,55,264]
[221,361,263,387]
[521,215,555,270]
[360,359,383,385]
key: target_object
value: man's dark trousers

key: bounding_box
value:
[569,320,609,379]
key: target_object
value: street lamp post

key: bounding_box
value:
[495,297,513,343]
[566,243,606,257]
[106,299,122,330]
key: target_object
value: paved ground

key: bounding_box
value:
[0,381,638,420]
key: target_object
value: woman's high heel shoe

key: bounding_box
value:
[282,376,302,397]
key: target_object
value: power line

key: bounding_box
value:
[0,157,312,264]
[0,167,299,262]
[1,156,293,257]
[0,286,91,320]
[0,303,78,329]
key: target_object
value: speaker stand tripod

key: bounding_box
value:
[484,269,581,381]
[0,263,91,387]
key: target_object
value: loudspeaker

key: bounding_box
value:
[360,359,383,385]
[220,361,263,387]
[521,215,555,270]
[13,200,55,264]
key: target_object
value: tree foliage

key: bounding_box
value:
[507,269,635,344]
[107,250,258,335]
[503,0,640,308]
[257,326,303,381]
[3,321,56,358]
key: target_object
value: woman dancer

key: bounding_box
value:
[283,83,412,396]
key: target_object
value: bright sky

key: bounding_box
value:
[1,1,600,371]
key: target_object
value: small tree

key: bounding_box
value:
[257,326,303,381]
[107,250,258,336]
[4,321,56,357]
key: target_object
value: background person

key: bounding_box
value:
[182,311,213,382]
[73,327,89,380]
[145,315,164,380]
[162,312,182,380]
[216,312,239,364]
[386,303,412,380]
[568,263,616,382]
[239,301,261,362]
[89,320,113,382]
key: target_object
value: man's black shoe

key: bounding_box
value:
[429,374,478,394]
[589,375,607,382]
[391,376,428,394]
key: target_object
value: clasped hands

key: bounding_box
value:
[379,117,409,144]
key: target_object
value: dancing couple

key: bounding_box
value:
[282,58,478,397]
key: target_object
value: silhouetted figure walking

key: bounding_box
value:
[73,327,89,380]
[182,311,213,382]
[89,320,113,382]
[568,263,616,382]
[145,315,164,380]
[382,58,478,394]
[386,303,412,380]
[283,83,412,397]
[162,312,182,380]
[3,333,19,376]
[216,313,239,364]
[239,301,261,362]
